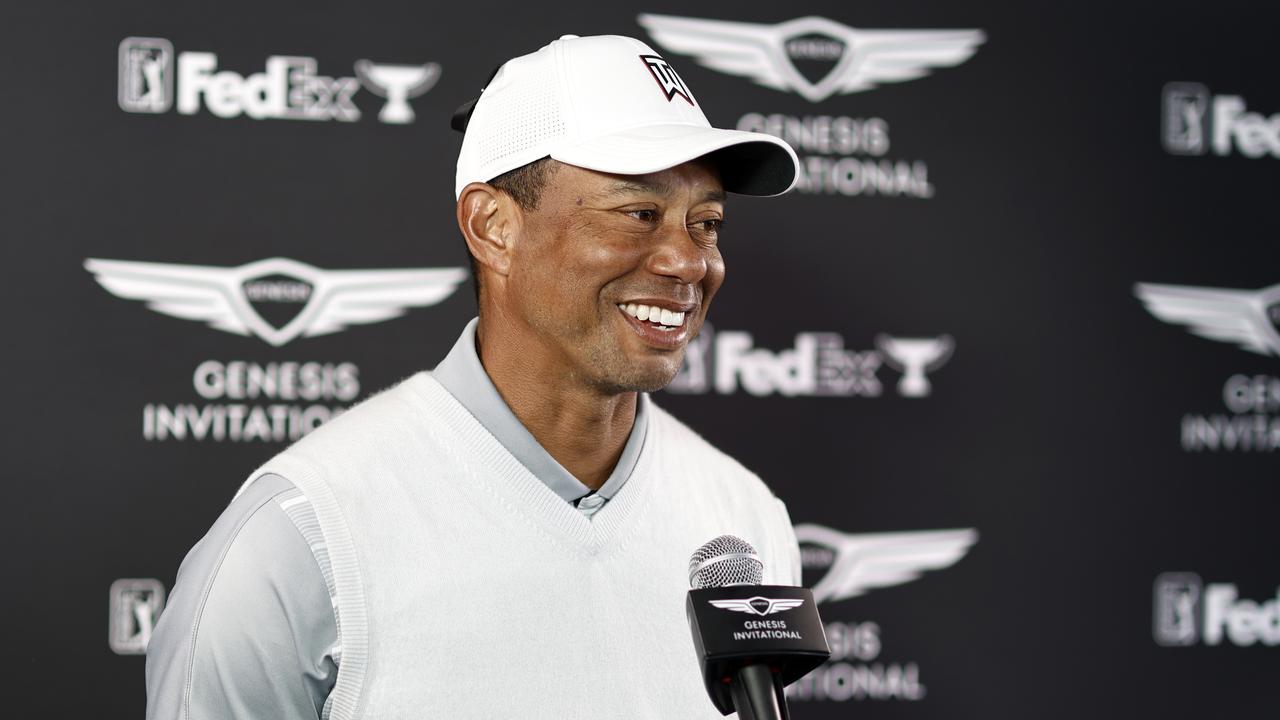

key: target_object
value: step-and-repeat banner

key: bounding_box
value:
[4,0,1278,716]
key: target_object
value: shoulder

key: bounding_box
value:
[258,372,465,484]
[286,372,438,456]
[156,475,333,644]
[174,474,317,590]
[147,474,337,718]
[647,399,774,495]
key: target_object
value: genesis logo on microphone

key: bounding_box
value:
[710,597,807,616]
[686,535,830,718]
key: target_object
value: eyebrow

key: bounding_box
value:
[601,179,726,203]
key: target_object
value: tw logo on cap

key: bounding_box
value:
[639,54,694,106]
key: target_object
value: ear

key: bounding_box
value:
[456,182,521,284]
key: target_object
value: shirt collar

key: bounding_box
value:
[431,318,648,503]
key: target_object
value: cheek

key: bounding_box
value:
[514,226,639,307]
[702,249,726,304]
[565,223,647,294]
[510,217,579,300]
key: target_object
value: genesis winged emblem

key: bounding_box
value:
[709,596,807,616]
[1134,281,1280,357]
[794,524,977,604]
[638,14,985,103]
[85,257,466,346]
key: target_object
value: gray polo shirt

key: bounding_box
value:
[146,318,649,719]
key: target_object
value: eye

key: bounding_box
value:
[625,208,659,222]
[691,217,724,236]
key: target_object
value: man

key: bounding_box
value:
[146,34,802,719]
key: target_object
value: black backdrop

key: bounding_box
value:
[4,0,1279,716]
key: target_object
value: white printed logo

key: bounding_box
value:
[667,326,953,398]
[117,37,439,123]
[109,578,166,655]
[1135,281,1280,357]
[177,52,360,121]
[876,335,954,397]
[85,257,466,346]
[1153,572,1201,646]
[1161,83,1280,158]
[638,14,985,103]
[354,61,441,124]
[118,37,174,113]
[1136,282,1280,452]
[1153,573,1280,647]
[1162,83,1209,155]
[785,524,976,703]
[795,524,977,604]
[710,596,807,616]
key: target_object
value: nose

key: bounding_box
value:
[645,220,709,284]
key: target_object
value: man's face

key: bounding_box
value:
[504,159,726,394]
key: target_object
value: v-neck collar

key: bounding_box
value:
[405,373,659,553]
[431,317,649,504]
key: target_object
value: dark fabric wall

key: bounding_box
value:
[3,0,1278,715]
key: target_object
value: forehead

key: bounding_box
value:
[553,160,725,202]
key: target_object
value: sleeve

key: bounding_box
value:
[146,474,339,720]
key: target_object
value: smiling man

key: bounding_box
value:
[147,35,801,719]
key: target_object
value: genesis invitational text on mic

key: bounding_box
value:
[686,536,831,720]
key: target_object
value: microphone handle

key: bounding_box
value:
[730,664,788,720]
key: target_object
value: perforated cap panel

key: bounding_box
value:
[473,67,565,173]
[688,535,764,589]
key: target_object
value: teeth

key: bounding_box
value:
[616,303,687,328]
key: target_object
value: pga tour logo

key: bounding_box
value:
[109,578,166,655]
[668,327,953,398]
[1162,82,1280,158]
[1154,572,1280,647]
[118,37,440,124]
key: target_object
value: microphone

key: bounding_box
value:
[686,536,831,720]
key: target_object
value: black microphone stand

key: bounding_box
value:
[729,664,787,720]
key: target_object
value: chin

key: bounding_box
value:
[593,360,682,395]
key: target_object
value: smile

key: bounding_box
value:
[617,303,686,331]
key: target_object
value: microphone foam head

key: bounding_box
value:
[688,535,763,589]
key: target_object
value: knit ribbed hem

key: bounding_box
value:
[242,456,370,720]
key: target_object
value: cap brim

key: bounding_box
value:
[550,124,799,197]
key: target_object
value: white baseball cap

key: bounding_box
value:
[453,34,800,198]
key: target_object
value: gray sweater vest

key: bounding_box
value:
[244,373,800,719]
